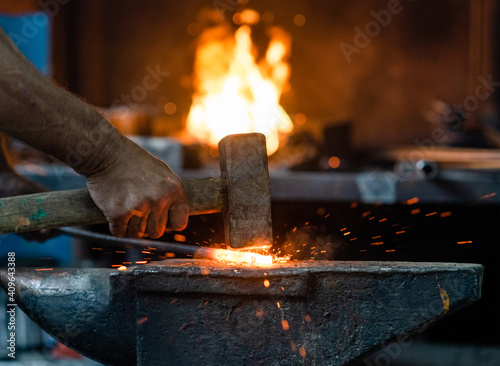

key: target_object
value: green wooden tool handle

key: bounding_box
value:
[0,177,226,234]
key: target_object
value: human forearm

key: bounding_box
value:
[0,27,189,238]
[0,28,123,176]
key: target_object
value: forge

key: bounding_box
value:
[0,260,483,365]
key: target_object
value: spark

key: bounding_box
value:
[411,209,421,215]
[263,279,270,287]
[35,268,53,271]
[481,192,497,199]
[440,211,452,218]
[426,212,437,217]
[174,234,186,242]
[282,320,290,331]
[457,241,472,245]
[406,197,419,205]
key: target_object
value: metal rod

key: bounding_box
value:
[58,227,274,265]
[57,226,200,256]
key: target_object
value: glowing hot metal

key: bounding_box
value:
[195,247,274,266]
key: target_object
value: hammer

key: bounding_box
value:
[0,133,272,249]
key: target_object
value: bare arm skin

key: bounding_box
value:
[0,28,189,238]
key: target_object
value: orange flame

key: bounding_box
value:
[186,20,293,155]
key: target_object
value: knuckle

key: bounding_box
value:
[147,230,163,239]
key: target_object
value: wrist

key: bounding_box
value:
[68,114,129,177]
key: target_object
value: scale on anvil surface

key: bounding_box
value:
[0,259,482,366]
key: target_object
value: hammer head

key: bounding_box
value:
[218,133,272,248]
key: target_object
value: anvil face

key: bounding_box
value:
[0,260,483,366]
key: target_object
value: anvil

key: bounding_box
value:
[0,259,483,365]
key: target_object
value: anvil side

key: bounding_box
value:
[0,260,483,366]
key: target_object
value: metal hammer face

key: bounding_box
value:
[218,133,273,248]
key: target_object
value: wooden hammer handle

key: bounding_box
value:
[0,177,226,234]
